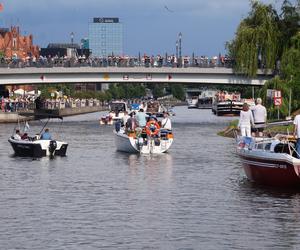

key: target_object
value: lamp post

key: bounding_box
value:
[178,32,182,67]
[70,32,74,45]
[176,40,179,59]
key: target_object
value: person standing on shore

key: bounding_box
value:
[293,114,300,158]
[238,103,254,137]
[251,98,267,137]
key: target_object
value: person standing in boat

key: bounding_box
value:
[251,98,267,137]
[40,128,52,140]
[293,114,300,158]
[122,111,130,127]
[136,108,147,128]
[238,103,254,137]
[126,112,138,132]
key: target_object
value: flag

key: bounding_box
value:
[0,4,4,12]
[24,121,30,132]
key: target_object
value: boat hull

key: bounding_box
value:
[8,138,68,158]
[212,101,243,116]
[114,131,173,154]
[237,150,300,187]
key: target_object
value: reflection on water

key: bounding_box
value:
[0,107,300,249]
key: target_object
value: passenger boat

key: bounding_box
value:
[8,115,68,158]
[100,101,128,125]
[114,121,174,154]
[212,91,244,116]
[236,135,300,187]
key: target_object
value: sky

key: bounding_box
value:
[0,0,287,57]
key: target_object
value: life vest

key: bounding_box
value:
[145,120,160,136]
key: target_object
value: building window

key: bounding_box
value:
[13,38,17,48]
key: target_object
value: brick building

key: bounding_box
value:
[0,26,39,59]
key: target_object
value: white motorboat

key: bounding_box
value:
[100,101,129,125]
[186,89,201,109]
[114,123,174,154]
[8,137,68,158]
[8,115,68,158]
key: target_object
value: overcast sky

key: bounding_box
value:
[0,0,287,56]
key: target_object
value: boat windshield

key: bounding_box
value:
[110,103,126,112]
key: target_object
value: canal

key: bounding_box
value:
[0,106,300,249]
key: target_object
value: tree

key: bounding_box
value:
[229,1,280,76]
[152,85,164,99]
[170,84,185,100]
[278,0,300,55]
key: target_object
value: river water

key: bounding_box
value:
[1,106,300,250]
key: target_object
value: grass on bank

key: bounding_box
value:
[218,120,294,138]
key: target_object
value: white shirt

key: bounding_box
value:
[238,110,254,127]
[14,133,21,140]
[251,104,267,123]
[161,117,172,130]
[294,115,300,138]
[122,114,130,126]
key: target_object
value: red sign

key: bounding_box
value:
[274,97,282,106]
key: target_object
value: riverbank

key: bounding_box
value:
[0,106,108,123]
[218,119,294,138]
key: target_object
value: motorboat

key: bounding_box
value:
[99,114,113,125]
[145,100,166,117]
[197,90,217,109]
[186,89,201,109]
[114,121,174,154]
[100,101,129,125]
[8,137,68,158]
[212,91,244,116]
[8,115,68,158]
[236,135,300,187]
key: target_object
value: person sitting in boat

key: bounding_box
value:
[238,103,254,137]
[21,133,29,140]
[13,129,21,140]
[251,98,267,137]
[40,128,52,140]
[136,108,147,127]
[161,111,172,131]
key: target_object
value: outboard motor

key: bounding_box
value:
[115,120,121,132]
[49,140,57,156]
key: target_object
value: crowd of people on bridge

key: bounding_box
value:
[0,53,234,69]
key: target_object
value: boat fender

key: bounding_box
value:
[145,121,160,136]
[49,140,57,155]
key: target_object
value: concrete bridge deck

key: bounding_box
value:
[0,67,273,86]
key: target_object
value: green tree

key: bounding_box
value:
[171,84,185,100]
[152,85,164,99]
[229,1,280,76]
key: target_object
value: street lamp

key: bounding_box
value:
[176,40,179,59]
[178,32,182,67]
[70,32,74,45]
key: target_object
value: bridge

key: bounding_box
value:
[0,67,273,86]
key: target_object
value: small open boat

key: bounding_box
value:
[8,114,68,158]
[236,135,300,187]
